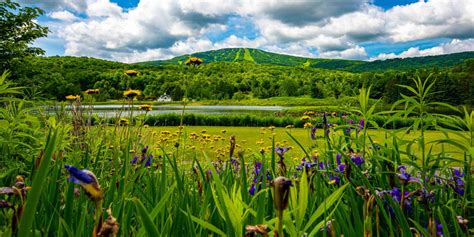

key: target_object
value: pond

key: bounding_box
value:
[53,104,287,117]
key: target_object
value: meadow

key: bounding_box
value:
[0,70,472,237]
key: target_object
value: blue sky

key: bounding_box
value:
[19,0,474,62]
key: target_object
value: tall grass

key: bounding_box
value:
[0,72,472,236]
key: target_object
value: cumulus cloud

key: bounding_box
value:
[48,10,79,22]
[371,39,474,60]
[30,0,474,62]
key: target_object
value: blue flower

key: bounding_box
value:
[144,155,153,167]
[249,183,256,196]
[351,155,364,166]
[275,146,290,159]
[335,153,345,172]
[358,119,365,132]
[130,155,138,164]
[310,127,316,140]
[64,165,102,201]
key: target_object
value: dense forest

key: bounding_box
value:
[9,50,474,105]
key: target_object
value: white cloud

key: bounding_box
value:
[371,38,474,60]
[319,46,368,60]
[34,0,474,61]
[48,10,79,22]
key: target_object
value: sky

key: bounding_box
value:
[18,0,474,63]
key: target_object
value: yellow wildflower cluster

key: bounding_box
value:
[65,95,80,101]
[123,89,141,98]
[303,122,313,128]
[139,104,152,111]
[125,69,138,76]
[85,89,100,95]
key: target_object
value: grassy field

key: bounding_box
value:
[141,126,465,162]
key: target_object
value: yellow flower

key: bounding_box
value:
[285,125,295,129]
[138,104,152,111]
[301,115,311,121]
[123,89,141,98]
[119,118,129,125]
[85,89,100,95]
[65,95,80,101]
[221,129,226,134]
[185,57,203,66]
[268,126,276,131]
[304,122,313,129]
[125,69,138,76]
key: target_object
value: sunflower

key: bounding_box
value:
[119,118,129,126]
[65,95,80,101]
[125,69,138,76]
[123,89,141,98]
[184,57,203,66]
[85,89,100,95]
[138,104,152,111]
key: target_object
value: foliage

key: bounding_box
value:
[0,0,48,72]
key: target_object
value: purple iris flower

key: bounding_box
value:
[451,169,465,196]
[436,221,443,237]
[329,175,340,185]
[310,127,317,140]
[357,119,365,133]
[248,183,256,195]
[348,120,354,125]
[64,165,95,184]
[254,161,262,175]
[351,155,364,166]
[275,146,290,159]
[390,187,412,210]
[335,153,345,172]
[144,155,153,167]
[142,145,149,154]
[130,155,138,164]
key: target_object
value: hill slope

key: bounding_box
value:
[138,48,474,72]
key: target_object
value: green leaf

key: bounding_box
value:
[188,214,226,236]
[18,128,59,237]
[303,183,348,232]
[133,198,160,237]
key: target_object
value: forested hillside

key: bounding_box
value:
[10,54,474,105]
[139,48,474,72]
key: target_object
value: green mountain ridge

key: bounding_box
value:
[138,48,474,72]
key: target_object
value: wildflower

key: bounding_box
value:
[144,155,153,167]
[310,127,316,140]
[130,155,138,164]
[138,104,152,111]
[65,95,80,101]
[221,129,226,134]
[270,177,292,212]
[285,124,295,129]
[304,122,313,128]
[185,57,203,66]
[123,89,141,98]
[328,175,340,185]
[64,165,102,201]
[125,69,138,76]
[450,168,464,196]
[397,166,419,185]
[275,146,290,159]
[335,153,345,172]
[85,89,100,95]
[301,115,310,121]
[119,118,129,126]
[357,119,365,133]
[248,183,256,196]
[351,154,364,166]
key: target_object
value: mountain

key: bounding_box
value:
[137,48,474,72]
